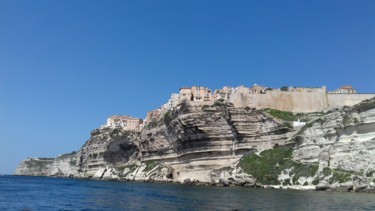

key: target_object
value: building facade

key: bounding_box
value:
[213,86,234,101]
[105,115,143,132]
[179,86,212,102]
[191,86,212,101]
[250,84,267,94]
[329,85,357,94]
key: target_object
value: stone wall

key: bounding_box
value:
[229,87,375,113]
[327,94,375,108]
[229,88,328,113]
[188,101,214,106]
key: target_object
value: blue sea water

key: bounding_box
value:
[0,175,374,211]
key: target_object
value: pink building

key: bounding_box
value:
[179,86,212,102]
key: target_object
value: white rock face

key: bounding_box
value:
[79,128,140,178]
[14,152,79,177]
[94,168,119,180]
[139,104,293,182]
[14,158,54,176]
[93,168,107,179]
[293,99,375,184]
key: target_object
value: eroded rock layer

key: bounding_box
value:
[14,98,375,192]
[291,99,375,191]
[139,103,292,181]
[15,103,292,182]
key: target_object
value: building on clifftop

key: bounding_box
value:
[329,85,357,94]
[250,84,267,94]
[104,115,143,132]
[178,86,212,102]
[212,86,234,101]
[179,87,193,101]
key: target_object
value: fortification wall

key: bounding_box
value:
[328,94,375,108]
[177,86,375,113]
[188,101,214,106]
[229,90,375,113]
[229,89,328,113]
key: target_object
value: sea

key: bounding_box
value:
[0,175,374,211]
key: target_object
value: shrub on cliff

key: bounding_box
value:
[163,111,172,124]
[280,86,289,91]
[264,108,299,121]
[213,99,225,107]
[238,145,318,185]
[147,121,158,129]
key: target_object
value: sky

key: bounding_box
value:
[1,0,374,174]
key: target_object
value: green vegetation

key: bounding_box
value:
[163,111,172,124]
[282,179,291,186]
[330,171,351,183]
[213,100,225,107]
[25,160,51,171]
[69,159,77,166]
[292,162,319,182]
[280,86,289,91]
[323,167,332,176]
[312,178,319,185]
[318,167,354,184]
[110,128,122,136]
[116,164,139,177]
[264,109,327,129]
[366,170,374,177]
[264,108,308,122]
[147,120,158,129]
[144,160,159,172]
[238,146,318,185]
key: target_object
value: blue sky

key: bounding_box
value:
[1,0,374,174]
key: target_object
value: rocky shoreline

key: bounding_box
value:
[14,173,375,194]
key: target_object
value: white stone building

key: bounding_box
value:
[329,85,357,94]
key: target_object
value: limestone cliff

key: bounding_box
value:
[139,101,292,182]
[78,128,141,178]
[14,98,375,192]
[14,151,79,177]
[291,98,375,191]
[14,101,292,182]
